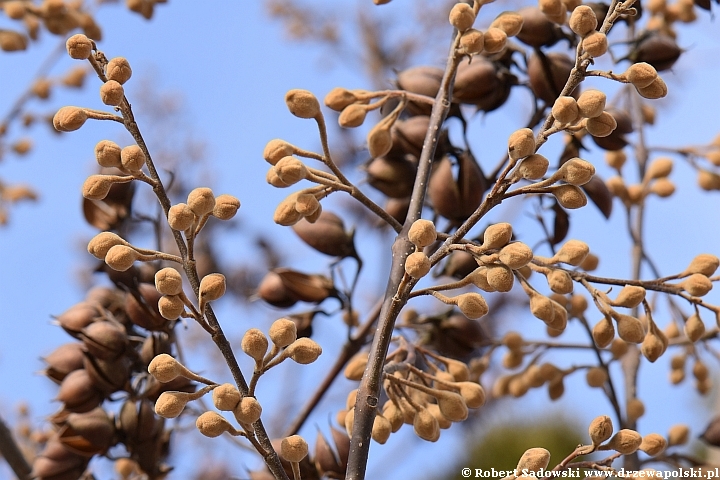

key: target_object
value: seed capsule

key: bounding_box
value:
[435,391,468,422]
[615,313,645,343]
[285,89,321,119]
[338,104,367,128]
[612,285,646,308]
[457,381,485,408]
[273,156,308,186]
[517,154,550,180]
[199,273,226,306]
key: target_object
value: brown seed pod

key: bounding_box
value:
[486,264,514,292]
[427,153,485,220]
[516,6,564,47]
[552,96,580,124]
[593,316,615,348]
[449,3,475,32]
[212,194,241,220]
[81,320,128,360]
[53,106,87,132]
[568,5,598,36]
[66,33,93,60]
[644,157,673,181]
[285,89,321,119]
[106,57,132,84]
[344,353,368,381]
[698,170,720,191]
[366,156,417,198]
[508,128,536,161]
[405,251,431,279]
[168,203,195,231]
[273,156,308,186]
[589,415,613,446]
[87,232,128,260]
[527,52,574,104]
[605,150,626,170]
[516,447,551,474]
[632,33,681,72]
[286,338,323,364]
[559,158,595,186]
[371,414,392,444]
[43,342,86,384]
[693,360,709,381]
[576,89,606,119]
[604,429,643,454]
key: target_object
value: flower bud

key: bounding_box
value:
[372,414,392,444]
[554,239,589,265]
[644,157,673,181]
[585,113,617,139]
[269,318,297,348]
[583,31,608,57]
[483,222,513,250]
[241,328,269,362]
[273,156,308,186]
[196,411,232,438]
[168,203,195,231]
[286,338,322,364]
[668,424,689,446]
[338,104,367,128]
[683,254,720,276]
[490,11,524,37]
[95,140,122,168]
[155,391,191,418]
[547,269,573,294]
[281,435,309,462]
[642,329,667,362]
[263,139,296,165]
[559,158,595,186]
[148,354,184,383]
[199,273,226,307]
[684,314,705,342]
[66,33,93,60]
[449,3,476,32]
[605,429,642,454]
[680,274,713,297]
[589,415,613,446]
[626,62,658,89]
[592,317,615,348]
[405,252,431,279]
[456,293,488,319]
[640,433,667,456]
[158,295,185,320]
[212,383,241,411]
[120,144,145,171]
[100,80,124,106]
[285,89,321,119]
[187,187,216,216]
[382,402,403,433]
[605,150,626,170]
[408,219,437,248]
[483,27,507,54]
[636,77,668,99]
[517,154,549,179]
[568,5,597,36]
[105,245,139,271]
[551,184,587,209]
[586,367,607,387]
[88,232,127,259]
[435,390,468,422]
[499,242,533,269]
[106,57,132,84]
[627,398,646,422]
[552,96,579,124]
[212,194,241,220]
[324,87,358,111]
[508,128,536,161]
[53,106,87,132]
[234,396,262,424]
[615,313,645,343]
[413,407,440,442]
[456,381,485,408]
[460,29,484,55]
[516,448,550,473]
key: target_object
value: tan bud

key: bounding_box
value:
[3,2,27,20]
[158,295,184,320]
[667,424,690,446]
[503,332,524,350]
[53,106,87,132]
[106,57,132,84]
[644,157,673,182]
[155,391,195,418]
[449,3,476,32]
[0,30,27,52]
[627,398,646,422]
[105,245,139,271]
[457,381,485,408]
[553,240,589,265]
[560,158,595,186]
[263,139,296,165]
[212,383,242,411]
[692,360,709,381]
[344,353,368,381]
[168,203,196,231]
[88,232,127,259]
[338,103,367,128]
[483,222,513,249]
[609,340,628,360]
[508,128,536,161]
[589,415,613,446]
[286,338,322,364]
[552,96,580,124]
[212,194,241,220]
[641,330,667,363]
[120,144,145,171]
[274,192,304,226]
[583,31,608,57]
[408,219,437,248]
[586,367,607,388]
[499,242,533,269]
[324,87,358,111]
[372,414,392,444]
[490,11,524,36]
[455,293,488,319]
[684,314,705,342]
[367,122,393,159]
[586,111,617,138]
[95,140,122,168]
[483,27,508,53]
[460,29,484,55]
[234,397,262,424]
[241,329,268,362]
[551,184,587,209]
[592,317,615,348]
[196,411,232,438]
[568,5,597,36]
[187,187,216,216]
[269,318,297,348]
[605,429,642,454]
[148,354,183,382]
[612,285,646,308]
[413,407,440,442]
[285,89,321,119]
[66,33,93,59]
[626,62,658,89]
[199,273,226,304]
[517,154,549,180]
[683,254,720,276]
[636,77,668,99]
[516,447,551,474]
[273,156,307,186]
[614,313,645,343]
[605,150,626,170]
[547,269,573,294]
[680,274,713,297]
[435,390,468,422]
[640,433,667,456]
[405,252,431,279]
[100,80,124,106]
[382,401,404,433]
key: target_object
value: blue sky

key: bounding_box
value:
[2,1,720,479]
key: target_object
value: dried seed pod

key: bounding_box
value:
[453,57,501,106]
[460,29,484,54]
[483,27,508,53]
[508,128,536,161]
[528,52,573,104]
[168,203,195,231]
[499,242,533,269]
[263,139,296,165]
[632,33,681,71]
[576,89,606,119]
[583,31,608,57]
[324,87,358,111]
[682,254,720,276]
[158,294,184,320]
[551,184,587,209]
[516,447,551,474]
[641,330,667,362]
[427,153,485,220]
[293,211,354,258]
[684,313,705,342]
[338,104,367,128]
[491,11,524,36]
[483,222,513,250]
[637,77,668,99]
[366,155,416,198]
[269,318,297,348]
[405,251,431,279]
[234,397,262,424]
[94,140,122,168]
[408,219,437,248]
[106,57,132,84]
[212,194,241,220]
[627,398,646,422]
[552,96,579,124]
[605,429,642,454]
[615,313,645,343]
[286,338,322,364]
[569,5,597,35]
[456,293,488,319]
[66,33,93,59]
[585,112,617,137]
[196,411,232,438]
[53,106,87,132]
[626,62,658,89]
[592,317,615,348]
[449,3,475,32]
[586,367,607,388]
[589,415,613,446]
[457,381,485,408]
[668,424,689,446]
[640,433,667,456]
[516,6,564,47]
[680,274,713,297]
[285,89,321,119]
[517,154,550,180]
[43,343,85,384]
[413,407,440,442]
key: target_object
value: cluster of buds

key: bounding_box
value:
[450,3,524,56]
[169,187,240,232]
[606,155,676,204]
[494,360,570,400]
[668,351,713,394]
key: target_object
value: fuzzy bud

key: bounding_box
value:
[372,414,393,444]
[626,63,658,89]
[66,34,93,60]
[605,429,643,454]
[490,11,524,37]
[577,90,607,119]
[148,354,183,383]
[551,184,587,209]
[286,338,322,364]
[234,396,262,424]
[106,57,132,84]
[281,435,309,462]
[583,31,608,57]
[592,317,615,348]
[273,156,308,186]
[187,187,216,216]
[568,5,597,36]
[212,384,241,411]
[586,367,608,388]
[408,219,437,248]
[212,194,241,220]
[668,424,689,446]
[589,415,613,446]
[405,252,431,278]
[53,106,87,132]
[683,254,720,277]
[87,232,127,259]
[269,318,297,348]
[158,295,185,320]
[168,203,195,231]
[199,273,226,306]
[456,293,489,319]
[285,89,321,119]
[449,3,476,32]
[483,27,508,54]
[324,88,358,111]
[497,242,533,270]
[367,122,393,159]
[554,240,589,266]
[413,407,440,442]
[552,96,579,124]
[508,128,536,161]
[517,154,549,180]
[559,158,595,186]
[645,157,673,181]
[637,77,668,99]
[196,411,232,438]
[627,398,646,422]
[105,245,138,271]
[615,313,646,343]
[120,144,145,171]
[94,140,122,168]
[457,381,485,408]
[338,104,367,128]
[516,448,551,474]
[684,314,705,342]
[460,29,484,55]
[680,274,713,297]
[640,433,667,456]
[241,329,268,362]
[435,390,469,422]
[263,139,296,165]
[483,222,513,250]
[100,80,124,106]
